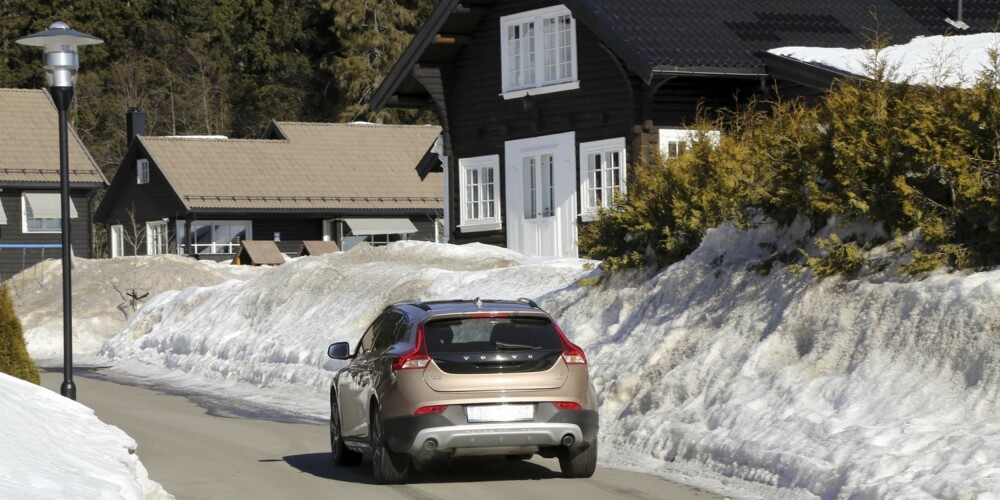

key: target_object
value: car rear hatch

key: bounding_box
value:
[420,314,568,392]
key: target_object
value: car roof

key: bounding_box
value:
[392,299,545,317]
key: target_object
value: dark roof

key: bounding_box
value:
[373,0,999,109]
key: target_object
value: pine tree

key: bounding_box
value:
[327,0,436,122]
[0,284,40,385]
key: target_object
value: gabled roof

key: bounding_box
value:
[373,0,999,109]
[232,240,285,265]
[0,89,107,187]
[114,122,443,213]
[297,240,341,257]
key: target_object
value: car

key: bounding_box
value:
[326,298,599,484]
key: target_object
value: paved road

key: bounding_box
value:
[41,371,722,500]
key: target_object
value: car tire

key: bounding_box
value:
[331,398,362,466]
[558,441,597,478]
[371,406,410,484]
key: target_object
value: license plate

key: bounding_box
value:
[466,404,534,423]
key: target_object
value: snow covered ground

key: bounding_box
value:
[0,372,171,500]
[14,229,991,499]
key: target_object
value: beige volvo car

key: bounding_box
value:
[326,298,599,484]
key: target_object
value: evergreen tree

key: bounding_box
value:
[0,284,40,385]
[326,0,435,122]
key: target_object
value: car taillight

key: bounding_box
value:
[554,324,587,365]
[553,401,583,410]
[392,325,430,371]
[414,405,448,415]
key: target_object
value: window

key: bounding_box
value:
[500,6,578,98]
[110,225,125,257]
[458,155,501,232]
[579,138,627,219]
[659,129,721,161]
[137,159,150,185]
[22,192,78,233]
[146,221,169,255]
[176,220,249,254]
[522,153,555,219]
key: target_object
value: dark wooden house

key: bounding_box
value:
[372,0,995,257]
[0,89,107,280]
[95,119,444,261]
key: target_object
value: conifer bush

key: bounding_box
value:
[0,284,40,384]
[580,46,1000,275]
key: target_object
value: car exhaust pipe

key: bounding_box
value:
[423,439,438,451]
[561,434,575,447]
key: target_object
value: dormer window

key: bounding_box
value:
[500,5,578,99]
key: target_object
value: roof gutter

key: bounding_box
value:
[758,51,861,91]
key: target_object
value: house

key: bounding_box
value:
[371,0,996,257]
[0,89,108,280]
[94,116,444,260]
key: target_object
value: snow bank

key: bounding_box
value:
[11,255,260,359]
[770,32,1000,88]
[101,242,596,416]
[94,232,1000,498]
[549,220,1000,498]
[0,373,171,499]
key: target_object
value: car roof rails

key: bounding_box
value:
[517,297,540,309]
[399,300,431,311]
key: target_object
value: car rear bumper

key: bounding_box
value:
[381,406,598,455]
[408,422,582,453]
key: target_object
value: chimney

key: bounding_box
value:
[126,107,146,147]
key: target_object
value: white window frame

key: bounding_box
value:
[659,128,721,160]
[457,155,502,232]
[579,137,627,221]
[176,220,251,255]
[500,5,579,99]
[110,224,125,258]
[21,192,74,234]
[136,159,150,185]
[146,220,169,255]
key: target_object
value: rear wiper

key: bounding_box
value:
[494,341,543,350]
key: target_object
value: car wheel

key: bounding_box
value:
[371,406,410,484]
[330,398,362,466]
[558,441,597,478]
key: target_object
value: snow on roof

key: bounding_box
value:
[770,32,1000,88]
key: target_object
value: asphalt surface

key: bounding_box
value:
[40,371,723,500]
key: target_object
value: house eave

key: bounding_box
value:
[759,51,860,91]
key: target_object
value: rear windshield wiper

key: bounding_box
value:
[493,341,543,350]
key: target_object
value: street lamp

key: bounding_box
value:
[17,22,103,401]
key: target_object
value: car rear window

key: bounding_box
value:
[423,317,562,354]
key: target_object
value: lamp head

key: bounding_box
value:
[16,22,103,88]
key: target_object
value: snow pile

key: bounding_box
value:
[11,255,260,359]
[770,32,1000,88]
[101,242,595,416]
[0,372,172,499]
[550,220,1000,499]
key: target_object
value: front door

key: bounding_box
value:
[504,132,577,257]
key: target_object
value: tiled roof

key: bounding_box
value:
[0,89,106,186]
[140,122,443,211]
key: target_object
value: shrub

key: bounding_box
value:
[0,284,40,384]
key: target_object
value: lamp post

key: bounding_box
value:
[17,22,103,400]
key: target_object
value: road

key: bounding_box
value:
[40,371,722,500]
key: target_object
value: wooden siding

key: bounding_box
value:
[250,218,322,254]
[651,77,763,126]
[0,189,94,280]
[99,152,188,229]
[442,0,635,246]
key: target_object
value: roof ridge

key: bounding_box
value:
[0,88,46,94]
[274,121,438,129]
[140,136,289,144]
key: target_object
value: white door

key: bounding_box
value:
[505,132,577,257]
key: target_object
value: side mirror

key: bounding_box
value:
[327,342,352,360]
